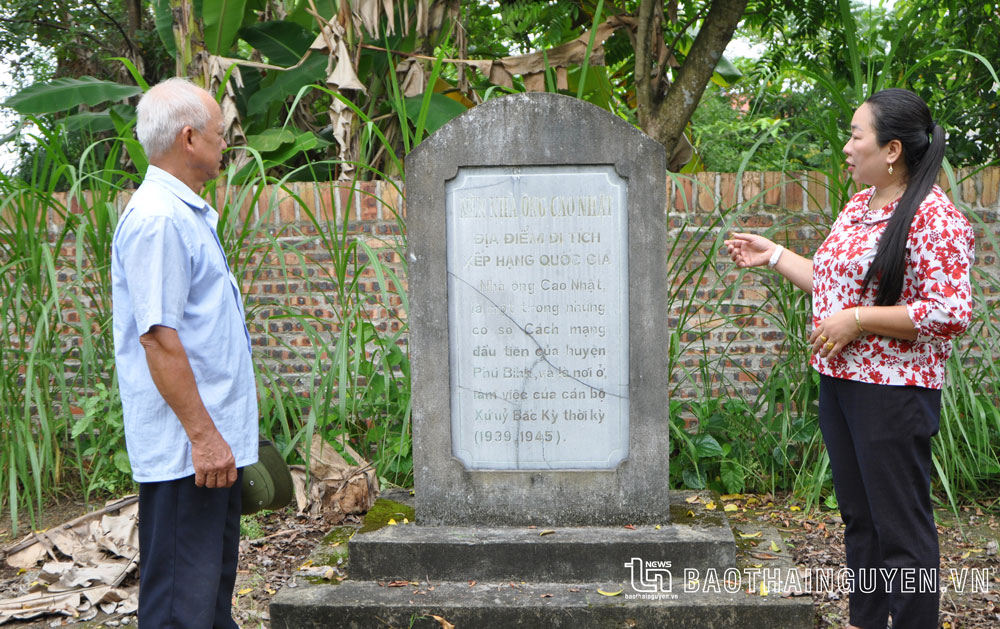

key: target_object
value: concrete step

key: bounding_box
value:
[349,522,736,582]
[270,579,813,628]
[270,491,814,627]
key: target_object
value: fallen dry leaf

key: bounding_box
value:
[429,614,455,629]
[5,542,47,569]
[289,435,380,521]
[750,552,779,561]
[0,497,140,624]
[782,590,812,598]
[0,590,81,624]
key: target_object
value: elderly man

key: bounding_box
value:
[111,77,257,628]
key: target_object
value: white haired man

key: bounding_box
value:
[111,77,257,628]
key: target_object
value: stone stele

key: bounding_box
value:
[269,94,812,629]
[407,92,669,526]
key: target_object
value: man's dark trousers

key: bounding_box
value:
[138,469,242,629]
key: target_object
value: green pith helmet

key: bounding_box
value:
[241,439,293,515]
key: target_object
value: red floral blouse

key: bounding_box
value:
[811,185,975,389]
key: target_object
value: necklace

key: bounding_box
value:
[869,182,906,212]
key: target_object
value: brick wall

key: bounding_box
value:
[666,168,999,401]
[44,168,1000,401]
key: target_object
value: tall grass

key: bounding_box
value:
[0,122,138,534]
[0,62,440,533]
[3,150,998,533]
[659,0,1000,513]
[217,83,414,487]
[0,127,72,533]
[215,160,413,487]
[2,32,998,537]
[932,167,1000,513]
[664,170,831,506]
[0,115,413,534]
[663,162,1000,512]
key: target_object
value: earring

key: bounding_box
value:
[888,163,894,175]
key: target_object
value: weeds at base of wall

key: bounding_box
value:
[2,130,999,535]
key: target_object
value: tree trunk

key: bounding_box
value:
[170,0,206,82]
[126,0,143,33]
[635,0,749,170]
[124,0,146,78]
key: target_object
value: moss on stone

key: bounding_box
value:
[359,498,415,534]
[669,502,729,528]
[322,526,356,547]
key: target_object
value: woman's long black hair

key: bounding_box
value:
[860,88,947,306]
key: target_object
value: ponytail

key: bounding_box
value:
[860,88,947,306]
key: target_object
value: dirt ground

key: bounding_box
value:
[2,493,998,628]
[726,495,1000,628]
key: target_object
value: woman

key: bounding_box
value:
[725,88,974,628]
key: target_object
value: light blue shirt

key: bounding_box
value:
[111,166,258,482]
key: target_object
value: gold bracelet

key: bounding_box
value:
[855,306,865,333]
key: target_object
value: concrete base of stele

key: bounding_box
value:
[269,491,813,628]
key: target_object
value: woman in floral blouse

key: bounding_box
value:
[726,88,974,629]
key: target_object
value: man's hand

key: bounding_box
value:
[141,325,238,488]
[191,430,238,488]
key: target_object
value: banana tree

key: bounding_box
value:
[4,0,752,179]
[152,0,466,180]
